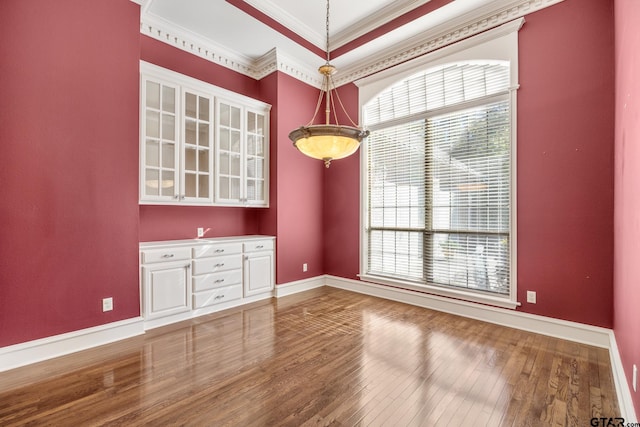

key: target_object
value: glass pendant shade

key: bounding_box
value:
[289,124,368,168]
[288,0,369,168]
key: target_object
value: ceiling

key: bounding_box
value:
[138,0,562,87]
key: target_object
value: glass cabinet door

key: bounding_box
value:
[216,99,243,204]
[141,78,179,201]
[245,109,268,205]
[141,63,270,207]
[182,89,213,203]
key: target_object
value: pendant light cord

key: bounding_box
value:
[325,0,331,64]
[303,0,360,129]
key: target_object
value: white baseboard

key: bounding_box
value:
[608,332,638,422]
[3,276,635,421]
[275,276,325,298]
[319,275,639,421]
[0,317,145,372]
[325,275,611,348]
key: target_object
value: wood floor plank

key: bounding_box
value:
[0,287,620,426]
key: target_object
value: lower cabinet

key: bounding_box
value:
[142,261,191,319]
[140,236,274,329]
[191,241,243,309]
[244,252,274,297]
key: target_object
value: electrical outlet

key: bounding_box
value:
[303,263,308,272]
[102,297,113,312]
[633,364,637,392]
[197,227,204,238]
[526,291,536,304]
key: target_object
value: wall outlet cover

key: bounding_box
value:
[526,291,536,304]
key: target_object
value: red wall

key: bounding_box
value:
[139,36,264,242]
[323,0,615,328]
[0,0,622,353]
[323,83,362,280]
[270,72,326,284]
[257,72,279,240]
[517,0,614,327]
[614,0,640,415]
[0,0,141,347]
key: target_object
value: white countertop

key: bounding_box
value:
[140,235,275,249]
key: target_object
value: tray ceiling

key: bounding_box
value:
[138,0,563,86]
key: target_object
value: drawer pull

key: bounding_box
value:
[214,249,225,253]
[256,245,264,249]
[214,294,225,300]
[162,254,175,258]
[214,279,225,283]
[215,263,225,268]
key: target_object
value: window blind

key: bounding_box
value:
[364,62,510,126]
[365,62,511,296]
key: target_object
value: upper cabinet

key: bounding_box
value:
[215,100,269,206]
[139,62,270,207]
[140,78,180,202]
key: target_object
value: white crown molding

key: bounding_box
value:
[254,48,323,88]
[141,16,324,88]
[334,0,564,86]
[141,15,258,79]
[139,0,564,88]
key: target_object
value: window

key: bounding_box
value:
[358,20,520,308]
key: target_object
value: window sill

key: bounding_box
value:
[358,274,520,310]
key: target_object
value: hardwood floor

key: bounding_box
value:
[0,287,619,426]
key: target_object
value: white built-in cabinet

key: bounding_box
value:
[215,99,268,206]
[140,236,275,329]
[243,240,275,297]
[140,247,192,320]
[140,62,270,207]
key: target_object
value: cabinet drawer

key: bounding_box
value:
[193,284,242,309]
[141,247,191,264]
[244,240,274,253]
[193,242,243,259]
[192,254,242,275]
[193,270,242,292]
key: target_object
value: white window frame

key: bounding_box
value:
[356,18,523,309]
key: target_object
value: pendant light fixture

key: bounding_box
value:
[288,0,369,168]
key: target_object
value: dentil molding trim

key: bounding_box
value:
[334,0,565,86]
[139,0,564,88]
